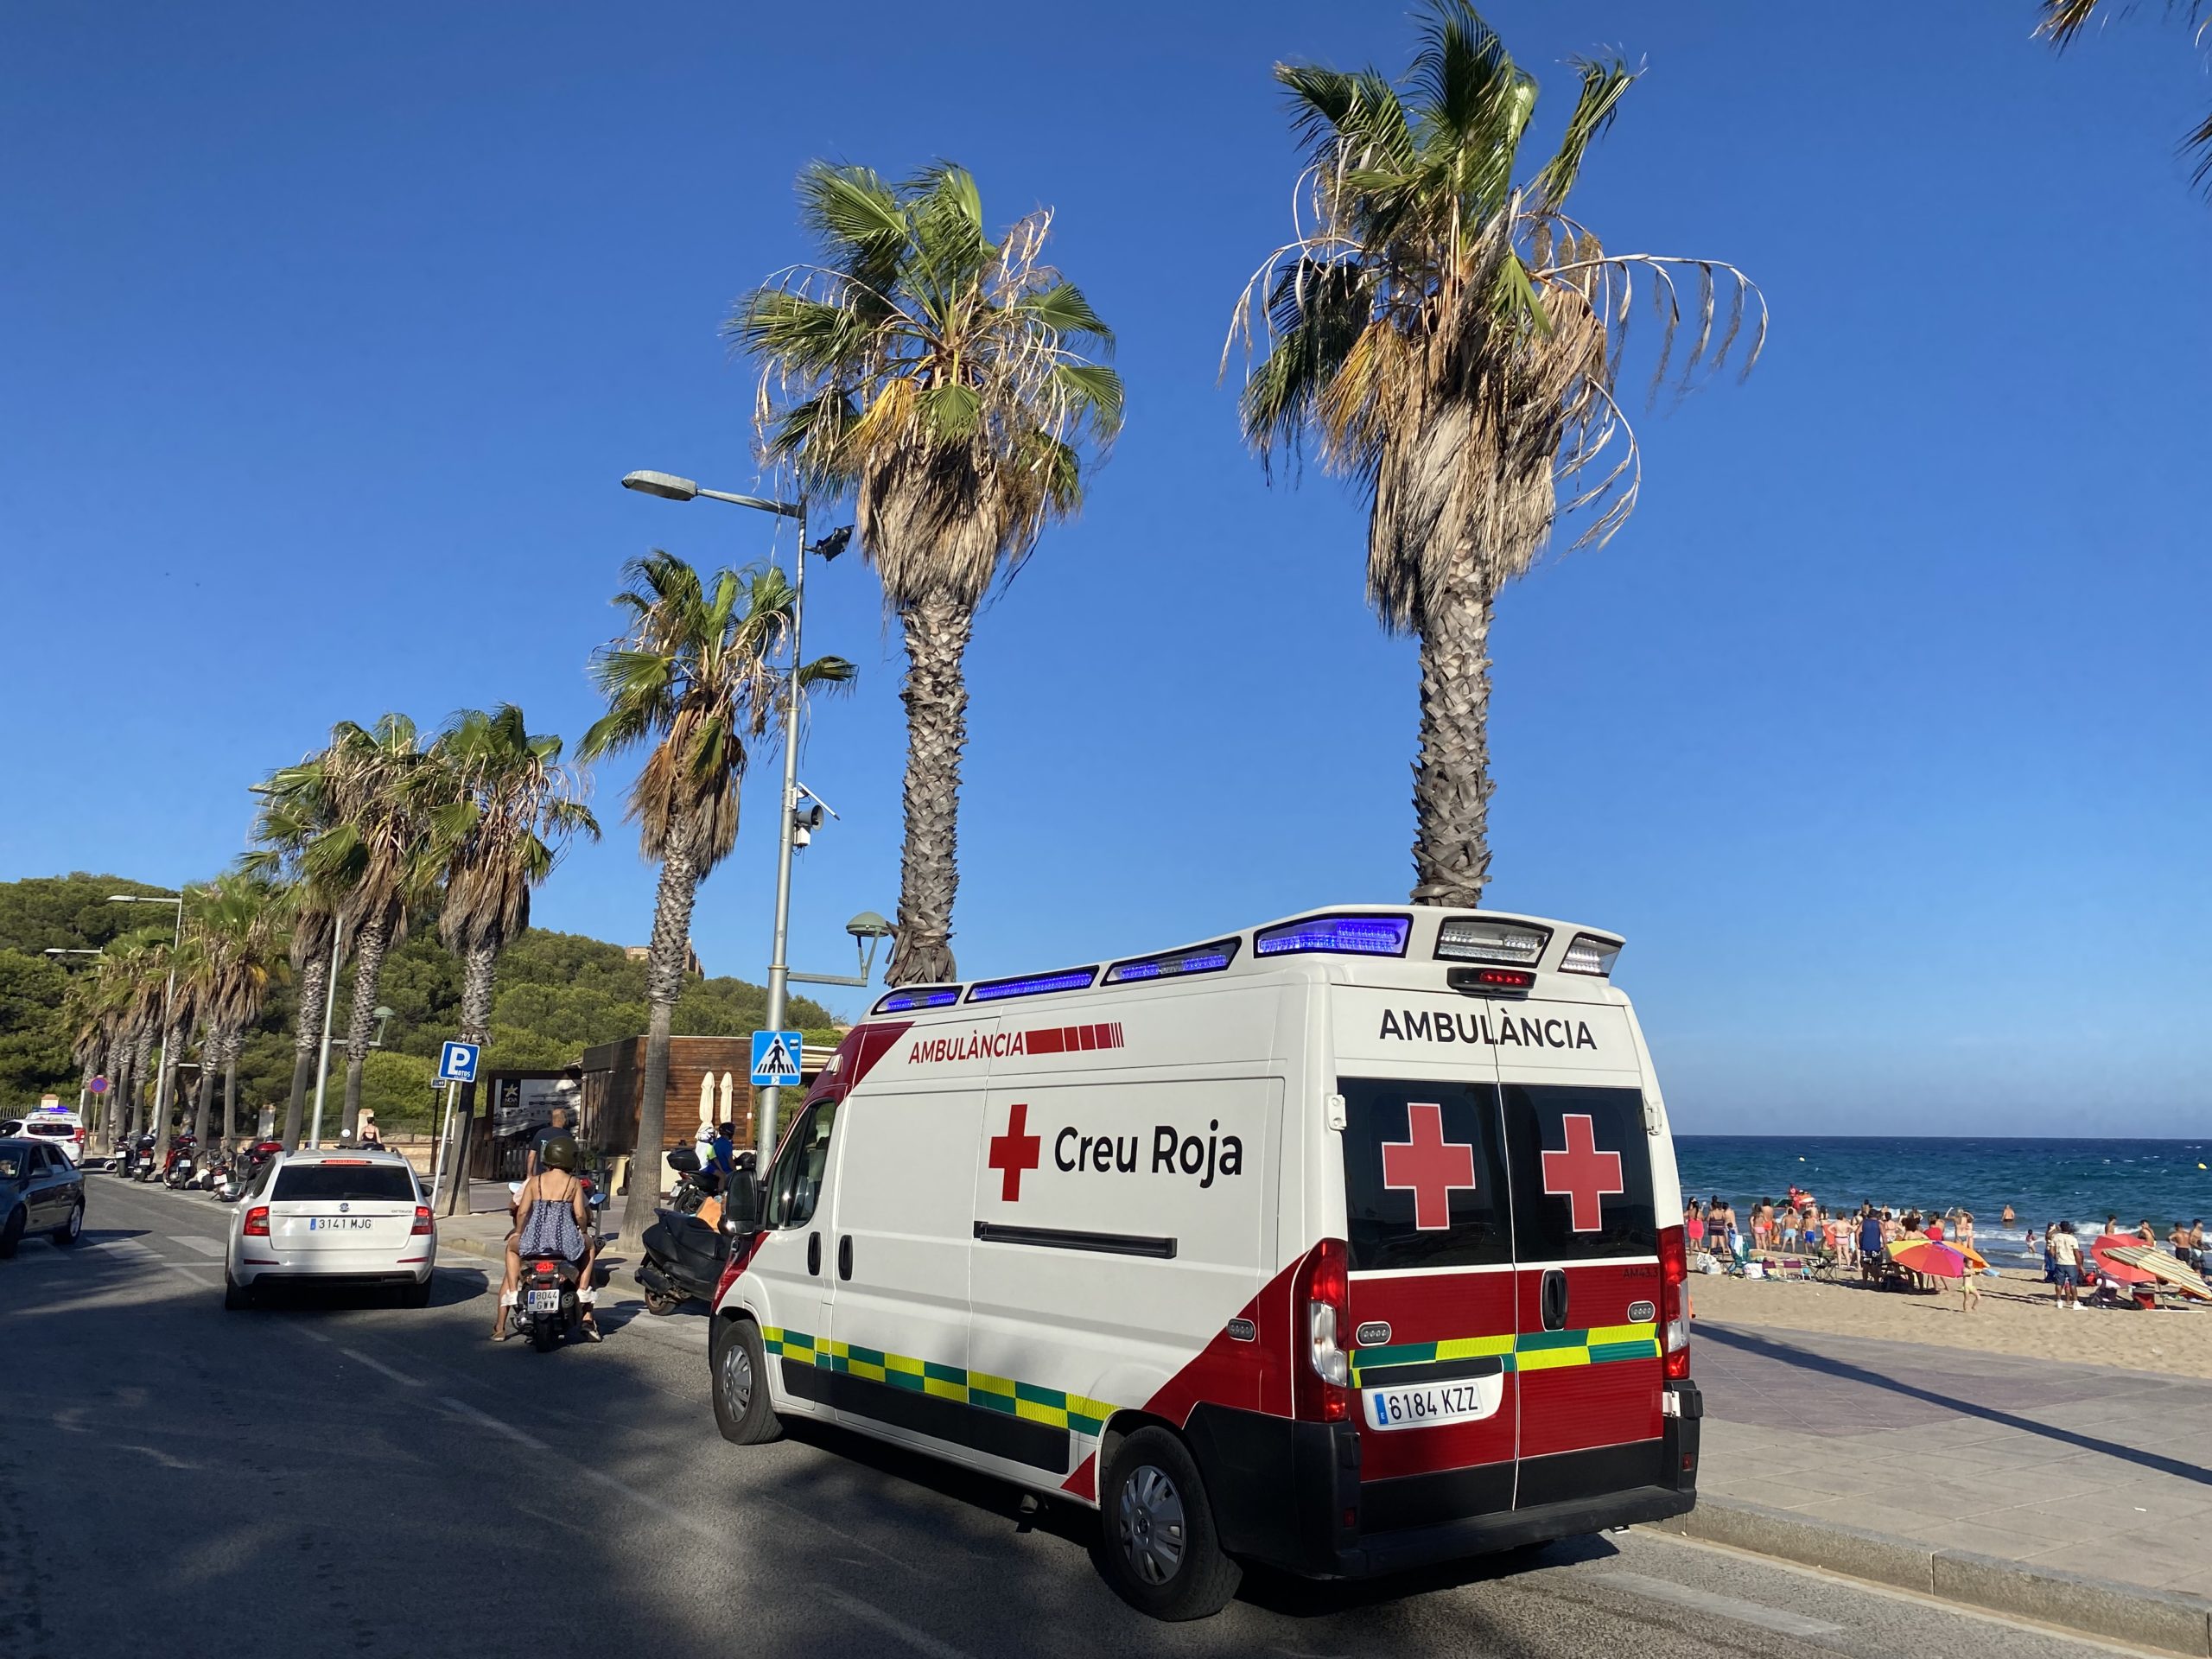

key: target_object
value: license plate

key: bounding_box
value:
[1363,1373,1503,1431]
[308,1217,373,1231]
[526,1288,562,1312]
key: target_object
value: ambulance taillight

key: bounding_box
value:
[1294,1238,1353,1422]
[1657,1224,1690,1380]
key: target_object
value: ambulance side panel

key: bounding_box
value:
[965,982,1288,1495]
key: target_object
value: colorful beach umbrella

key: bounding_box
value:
[1887,1238,1969,1280]
[2089,1234,2159,1287]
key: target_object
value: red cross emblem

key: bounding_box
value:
[1540,1113,1624,1232]
[1381,1102,1478,1230]
[987,1102,1041,1203]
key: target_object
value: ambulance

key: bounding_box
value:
[705,906,1699,1619]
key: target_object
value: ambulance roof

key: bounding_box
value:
[871,905,1624,1018]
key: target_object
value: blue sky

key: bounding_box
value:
[3,3,2208,1135]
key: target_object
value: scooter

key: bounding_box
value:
[189,1149,231,1192]
[507,1254,586,1352]
[117,1132,157,1179]
[160,1134,200,1188]
[635,1148,747,1315]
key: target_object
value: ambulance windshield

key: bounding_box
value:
[1339,1078,1512,1272]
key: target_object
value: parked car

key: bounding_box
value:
[224,1147,435,1308]
[1,1136,87,1256]
[9,1108,86,1165]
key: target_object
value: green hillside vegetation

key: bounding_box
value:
[0,873,842,1128]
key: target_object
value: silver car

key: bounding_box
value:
[224,1147,436,1308]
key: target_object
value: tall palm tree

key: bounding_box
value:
[732,160,1122,984]
[183,875,283,1148]
[429,705,599,1047]
[303,715,437,1142]
[249,756,350,1147]
[582,555,853,1247]
[2037,1,2212,192]
[1229,2,1763,906]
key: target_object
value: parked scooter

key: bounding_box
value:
[636,1147,751,1315]
[159,1133,200,1188]
[117,1132,157,1179]
[189,1147,232,1192]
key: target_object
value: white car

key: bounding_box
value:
[10,1109,86,1165]
[224,1147,436,1309]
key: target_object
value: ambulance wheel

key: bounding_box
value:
[1097,1427,1241,1620]
[712,1317,783,1445]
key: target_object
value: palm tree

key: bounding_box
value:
[303,715,437,1142]
[1228,2,1764,906]
[2037,1,2212,193]
[429,704,600,1045]
[182,875,282,1148]
[732,160,1122,984]
[249,754,351,1147]
[582,555,853,1247]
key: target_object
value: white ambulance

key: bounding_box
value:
[705,906,1699,1619]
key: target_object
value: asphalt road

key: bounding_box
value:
[0,1175,2159,1659]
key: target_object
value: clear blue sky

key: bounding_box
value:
[3,3,2207,1135]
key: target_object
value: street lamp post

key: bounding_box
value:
[620,468,840,1160]
[307,913,348,1148]
[110,893,186,1156]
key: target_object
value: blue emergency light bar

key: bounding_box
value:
[874,987,961,1014]
[967,967,1099,1003]
[1254,913,1411,958]
[1103,938,1241,984]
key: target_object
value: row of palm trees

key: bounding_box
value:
[72,7,1766,1249]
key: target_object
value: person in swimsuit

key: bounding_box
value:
[493,1134,599,1341]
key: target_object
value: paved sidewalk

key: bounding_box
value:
[1692,1319,2212,1599]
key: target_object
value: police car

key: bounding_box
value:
[705,906,1697,1619]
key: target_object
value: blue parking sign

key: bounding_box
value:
[437,1040,480,1084]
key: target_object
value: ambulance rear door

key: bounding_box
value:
[1497,994,1666,1509]
[1330,986,1520,1530]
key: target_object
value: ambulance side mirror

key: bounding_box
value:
[722,1175,762,1236]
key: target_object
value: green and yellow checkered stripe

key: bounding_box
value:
[1348,1323,1658,1386]
[761,1328,1117,1434]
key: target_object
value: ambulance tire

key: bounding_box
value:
[712,1316,784,1445]
[1096,1427,1241,1621]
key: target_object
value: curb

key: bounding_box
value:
[1644,1494,2212,1656]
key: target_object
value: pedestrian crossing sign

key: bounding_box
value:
[750,1029,803,1087]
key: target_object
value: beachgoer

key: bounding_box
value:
[2000,1204,2015,1226]
[1960,1268,1981,1313]
[1858,1206,1885,1284]
[2050,1221,2083,1309]
[1685,1200,1705,1249]
[2136,1219,2157,1244]
[1925,1212,1945,1243]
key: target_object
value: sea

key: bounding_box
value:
[1675,1136,2212,1268]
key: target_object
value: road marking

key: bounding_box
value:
[340,1347,423,1388]
[167,1234,226,1256]
[437,1395,545,1449]
[1599,1570,1843,1637]
[296,1327,334,1344]
[823,1588,976,1659]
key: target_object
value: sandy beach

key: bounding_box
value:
[1688,1265,2212,1379]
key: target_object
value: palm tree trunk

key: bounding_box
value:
[458,936,499,1044]
[886,594,973,986]
[111,1048,135,1151]
[340,915,391,1142]
[224,1041,241,1143]
[284,950,328,1150]
[1409,579,1497,908]
[620,842,701,1251]
[188,1049,216,1149]
[155,1014,190,1158]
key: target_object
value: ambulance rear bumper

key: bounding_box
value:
[1186,1381,1701,1580]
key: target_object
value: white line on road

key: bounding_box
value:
[167,1234,226,1256]
[1598,1570,1844,1638]
[823,1587,977,1659]
[340,1347,423,1388]
[437,1395,545,1449]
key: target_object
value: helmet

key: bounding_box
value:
[542,1135,579,1172]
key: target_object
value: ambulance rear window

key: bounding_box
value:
[1338,1078,1512,1272]
[1500,1084,1656,1259]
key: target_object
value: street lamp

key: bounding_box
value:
[110,892,186,1153]
[620,466,848,1159]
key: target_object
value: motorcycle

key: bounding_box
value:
[117,1132,157,1179]
[635,1147,751,1315]
[189,1149,232,1193]
[160,1134,200,1188]
[216,1141,277,1204]
[507,1254,586,1352]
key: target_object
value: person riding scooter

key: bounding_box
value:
[493,1134,599,1342]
